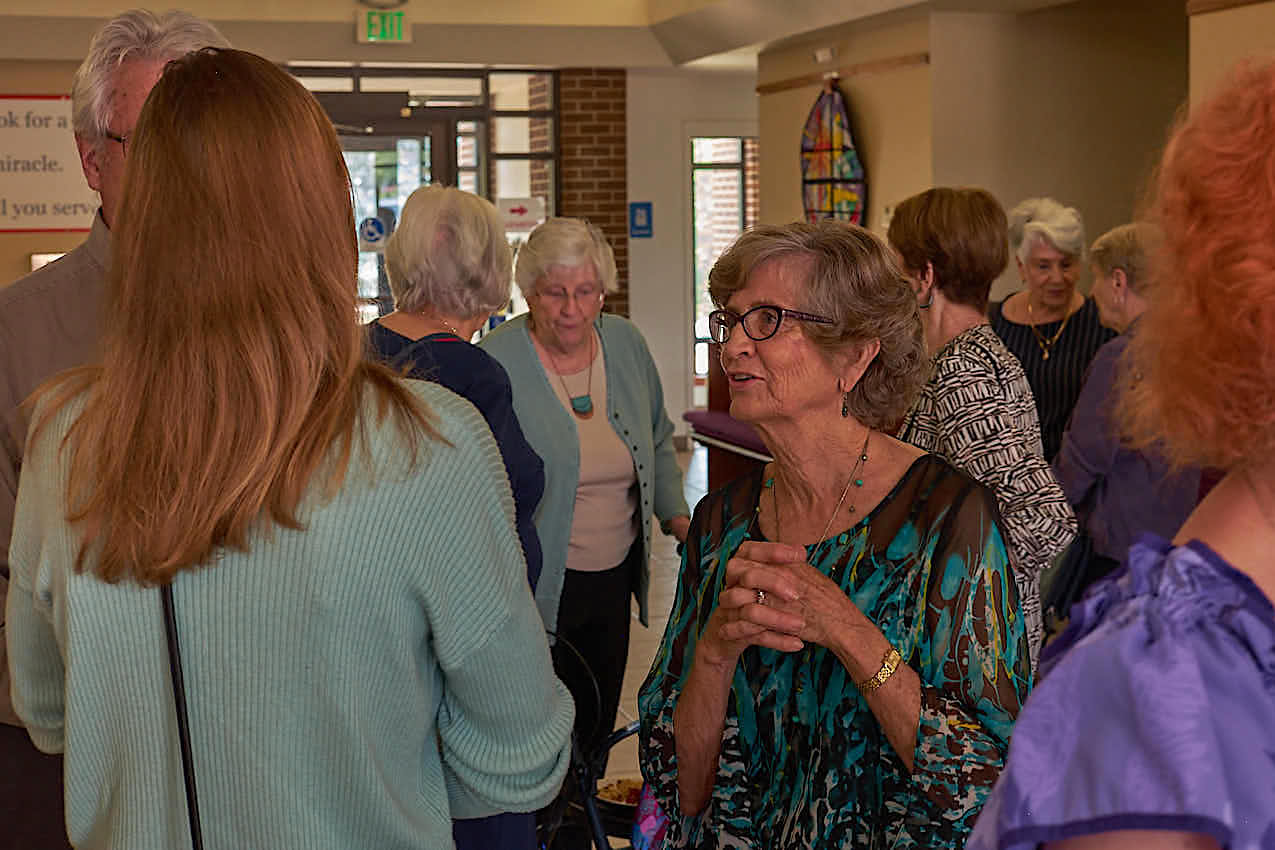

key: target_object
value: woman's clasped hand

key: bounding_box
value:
[706,541,809,659]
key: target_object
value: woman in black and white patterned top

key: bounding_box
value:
[889,187,1077,667]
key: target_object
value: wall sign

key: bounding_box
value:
[499,196,546,232]
[0,96,97,233]
[629,201,653,238]
[358,215,387,252]
[356,10,411,43]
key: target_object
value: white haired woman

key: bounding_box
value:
[480,217,691,770]
[989,198,1115,460]
[366,186,548,850]
[367,185,544,591]
[639,221,1031,848]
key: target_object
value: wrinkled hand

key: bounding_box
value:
[697,541,808,668]
[766,558,871,654]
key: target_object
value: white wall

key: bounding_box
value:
[1190,1,1275,104]
[627,68,758,437]
[930,0,1187,300]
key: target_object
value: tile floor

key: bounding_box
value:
[603,444,707,784]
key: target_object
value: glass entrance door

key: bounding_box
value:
[341,127,450,322]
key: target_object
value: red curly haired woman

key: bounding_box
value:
[968,60,1275,850]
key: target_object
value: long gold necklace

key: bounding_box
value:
[1026,298,1073,361]
[766,432,871,550]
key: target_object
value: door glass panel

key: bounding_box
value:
[358,76,484,107]
[342,136,434,322]
[488,72,554,110]
[692,168,743,348]
[491,116,554,153]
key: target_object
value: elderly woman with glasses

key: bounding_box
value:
[480,217,691,771]
[638,221,1031,849]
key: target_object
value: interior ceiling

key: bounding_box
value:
[0,0,1080,68]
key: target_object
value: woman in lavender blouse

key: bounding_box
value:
[967,60,1275,850]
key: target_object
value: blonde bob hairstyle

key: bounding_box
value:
[1008,197,1086,264]
[514,217,618,299]
[384,185,513,318]
[36,48,434,585]
[1089,223,1157,295]
[708,221,928,430]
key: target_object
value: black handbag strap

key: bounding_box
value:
[161,583,205,850]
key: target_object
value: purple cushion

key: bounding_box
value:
[682,410,769,456]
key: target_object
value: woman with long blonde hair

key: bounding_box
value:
[5,48,572,850]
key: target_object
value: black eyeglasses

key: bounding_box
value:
[708,304,836,344]
[103,130,128,155]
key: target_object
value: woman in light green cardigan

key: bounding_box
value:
[481,217,690,762]
[6,50,573,849]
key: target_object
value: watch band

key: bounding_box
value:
[856,646,902,693]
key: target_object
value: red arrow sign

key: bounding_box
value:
[508,205,528,216]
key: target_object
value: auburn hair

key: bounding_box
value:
[887,187,1008,313]
[1118,60,1275,470]
[36,48,436,584]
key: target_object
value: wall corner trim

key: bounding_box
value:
[1187,0,1271,16]
[755,52,930,96]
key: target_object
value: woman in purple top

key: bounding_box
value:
[968,60,1275,850]
[1051,224,1201,601]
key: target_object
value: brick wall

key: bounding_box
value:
[558,68,629,316]
[529,75,553,211]
[744,138,760,231]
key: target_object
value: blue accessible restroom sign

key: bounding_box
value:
[358,216,387,253]
[629,202,653,238]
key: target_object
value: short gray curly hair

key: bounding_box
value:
[514,217,618,298]
[708,221,929,430]
[72,9,229,142]
[384,185,514,318]
[1008,197,1086,264]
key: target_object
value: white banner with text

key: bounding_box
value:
[0,96,97,232]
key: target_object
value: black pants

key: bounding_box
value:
[0,723,71,850]
[552,539,638,764]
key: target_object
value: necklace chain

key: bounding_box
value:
[770,431,871,552]
[1025,298,1073,361]
[543,331,595,414]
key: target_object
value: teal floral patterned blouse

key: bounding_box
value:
[638,456,1031,849]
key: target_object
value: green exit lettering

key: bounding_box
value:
[359,11,410,43]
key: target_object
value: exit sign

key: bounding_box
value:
[356,10,411,43]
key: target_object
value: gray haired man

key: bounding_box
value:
[0,11,228,848]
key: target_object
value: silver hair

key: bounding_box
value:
[513,217,618,299]
[384,185,514,318]
[1008,197,1086,264]
[71,9,229,141]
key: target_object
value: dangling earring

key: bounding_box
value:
[841,391,851,418]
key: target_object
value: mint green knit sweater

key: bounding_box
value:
[6,381,574,849]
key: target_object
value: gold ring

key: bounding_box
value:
[755,589,766,606]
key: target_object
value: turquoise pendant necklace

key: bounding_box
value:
[546,332,595,420]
